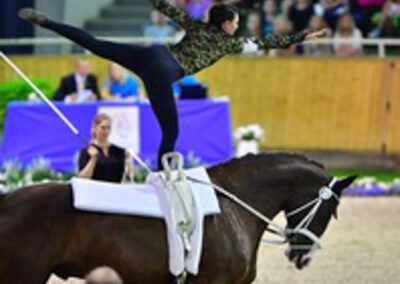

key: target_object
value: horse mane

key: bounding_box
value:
[213,151,325,170]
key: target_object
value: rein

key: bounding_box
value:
[137,152,338,250]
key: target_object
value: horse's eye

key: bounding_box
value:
[287,233,298,243]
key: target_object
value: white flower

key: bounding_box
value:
[234,124,265,142]
[28,92,40,102]
[0,173,6,182]
[0,184,7,192]
[2,159,22,175]
[27,157,52,172]
[247,124,265,141]
[354,177,377,189]
[24,172,33,183]
[377,182,390,191]
[390,178,400,186]
[234,127,247,140]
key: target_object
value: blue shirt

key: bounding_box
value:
[172,76,200,97]
[144,24,176,39]
[103,76,139,98]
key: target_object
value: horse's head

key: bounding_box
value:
[284,175,357,269]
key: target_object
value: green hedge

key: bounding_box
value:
[0,79,58,132]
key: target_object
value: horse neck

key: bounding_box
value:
[209,166,290,250]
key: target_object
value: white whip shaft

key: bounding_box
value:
[127,148,152,173]
[0,51,79,135]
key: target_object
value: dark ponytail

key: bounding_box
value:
[208,4,238,30]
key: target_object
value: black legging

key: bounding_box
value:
[44,21,185,169]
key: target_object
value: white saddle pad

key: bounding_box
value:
[70,167,221,276]
[71,168,220,218]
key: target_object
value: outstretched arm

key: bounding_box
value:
[257,29,327,49]
[148,0,195,29]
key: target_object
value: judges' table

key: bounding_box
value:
[1,99,233,171]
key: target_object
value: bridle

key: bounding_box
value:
[284,178,339,251]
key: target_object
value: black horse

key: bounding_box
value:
[0,152,356,284]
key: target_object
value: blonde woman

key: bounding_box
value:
[78,113,134,183]
[101,63,141,102]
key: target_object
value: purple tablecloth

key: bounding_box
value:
[1,99,233,171]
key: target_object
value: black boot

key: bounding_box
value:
[18,8,49,26]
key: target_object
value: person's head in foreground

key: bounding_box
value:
[85,266,123,284]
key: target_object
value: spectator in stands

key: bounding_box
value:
[234,0,264,10]
[101,63,141,101]
[315,0,349,30]
[334,13,363,56]
[288,0,315,32]
[370,0,400,38]
[356,0,385,36]
[271,16,297,56]
[262,0,278,36]
[185,0,213,21]
[53,59,100,102]
[246,11,263,38]
[78,113,135,183]
[144,10,176,39]
[85,266,123,284]
[281,0,294,17]
[304,15,333,56]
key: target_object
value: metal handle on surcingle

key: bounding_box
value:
[162,152,184,180]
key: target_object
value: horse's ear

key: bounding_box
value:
[331,175,357,219]
[332,175,358,196]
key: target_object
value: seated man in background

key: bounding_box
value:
[53,59,101,102]
[101,63,141,101]
[143,9,176,39]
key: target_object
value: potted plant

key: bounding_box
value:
[234,124,265,157]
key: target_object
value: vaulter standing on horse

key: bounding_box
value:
[19,1,326,169]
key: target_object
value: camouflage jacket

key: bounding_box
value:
[149,0,308,75]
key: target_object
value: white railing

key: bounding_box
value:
[0,36,177,46]
[0,36,399,58]
[302,38,400,58]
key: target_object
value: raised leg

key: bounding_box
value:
[19,8,149,76]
